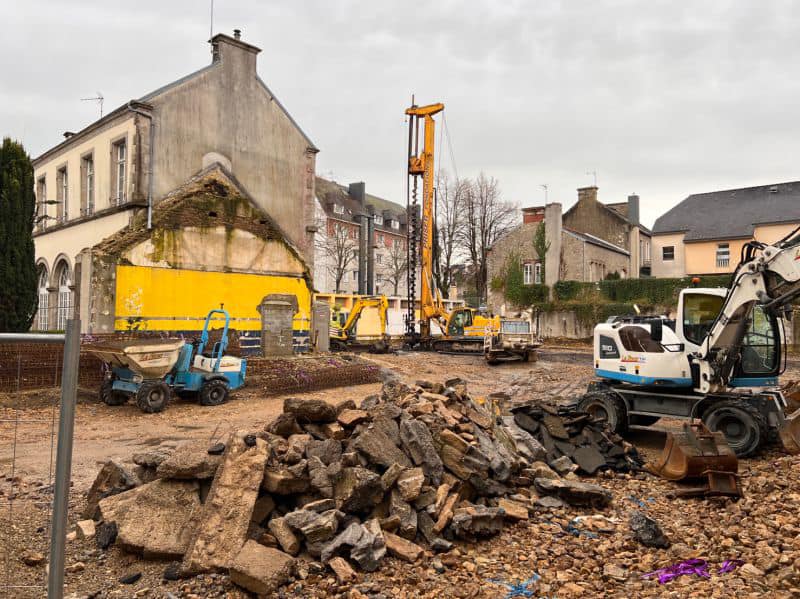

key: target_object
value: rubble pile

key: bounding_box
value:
[510,401,643,474]
[84,377,631,595]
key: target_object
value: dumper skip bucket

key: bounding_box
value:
[647,422,738,481]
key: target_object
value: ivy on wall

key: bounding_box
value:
[497,251,549,307]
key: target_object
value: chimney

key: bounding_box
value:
[522,206,545,224]
[627,194,640,226]
[210,30,261,72]
[577,186,598,203]
[348,182,366,206]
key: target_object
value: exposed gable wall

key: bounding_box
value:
[146,39,317,266]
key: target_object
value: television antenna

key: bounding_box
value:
[81,92,104,118]
[540,184,548,203]
[585,170,598,186]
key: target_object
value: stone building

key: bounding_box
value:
[31,30,317,345]
[487,187,651,312]
[314,177,408,297]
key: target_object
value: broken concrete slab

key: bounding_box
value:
[266,412,303,437]
[383,530,423,562]
[305,438,342,466]
[353,426,412,469]
[181,432,269,574]
[156,441,222,480]
[450,505,505,541]
[283,398,337,423]
[338,409,370,428]
[84,460,139,519]
[533,477,612,507]
[328,556,357,584]
[98,479,200,559]
[396,467,425,502]
[498,498,529,521]
[573,445,607,475]
[262,466,310,495]
[229,540,295,597]
[334,467,385,514]
[268,517,301,556]
[399,418,444,486]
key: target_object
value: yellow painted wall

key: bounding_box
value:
[114,265,311,332]
[684,238,749,275]
[754,222,800,243]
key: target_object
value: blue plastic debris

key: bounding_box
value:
[489,572,541,598]
[626,495,656,509]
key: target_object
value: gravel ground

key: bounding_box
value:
[0,347,798,598]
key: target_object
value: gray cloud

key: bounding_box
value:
[1,0,798,228]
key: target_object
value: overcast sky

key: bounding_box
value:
[2,0,798,228]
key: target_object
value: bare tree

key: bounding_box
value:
[434,171,469,297]
[316,220,359,293]
[382,237,408,296]
[459,173,518,304]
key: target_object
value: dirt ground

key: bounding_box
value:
[1,347,798,598]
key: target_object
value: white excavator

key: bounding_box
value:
[579,232,800,457]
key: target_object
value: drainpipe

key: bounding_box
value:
[127,102,155,229]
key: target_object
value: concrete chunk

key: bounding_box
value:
[181,432,269,574]
[284,398,337,423]
[268,517,300,556]
[98,479,200,558]
[383,531,423,562]
[84,460,138,519]
[328,556,356,583]
[399,418,443,485]
[156,440,222,480]
[230,540,295,597]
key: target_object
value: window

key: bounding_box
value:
[37,267,49,330]
[376,254,382,265]
[740,305,779,374]
[374,214,383,226]
[82,154,94,216]
[36,176,47,229]
[534,262,542,284]
[523,263,533,285]
[619,326,664,353]
[352,270,359,282]
[113,140,127,204]
[662,246,674,261]
[377,233,384,245]
[716,243,730,268]
[393,238,401,249]
[640,238,650,262]
[682,293,724,346]
[55,263,73,330]
[391,219,400,230]
[57,167,68,222]
[333,203,344,215]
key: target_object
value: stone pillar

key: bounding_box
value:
[74,248,93,334]
[544,203,562,298]
[257,294,299,357]
[312,301,331,352]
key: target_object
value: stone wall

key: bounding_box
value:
[563,187,631,251]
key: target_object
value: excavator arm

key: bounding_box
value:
[698,233,800,394]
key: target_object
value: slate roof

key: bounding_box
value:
[653,181,800,241]
[315,177,407,233]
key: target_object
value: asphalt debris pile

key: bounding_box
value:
[83,376,623,595]
[510,401,643,475]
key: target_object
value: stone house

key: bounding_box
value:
[651,181,800,277]
[487,187,651,312]
[31,30,317,344]
[314,177,408,297]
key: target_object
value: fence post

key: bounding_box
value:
[47,319,80,599]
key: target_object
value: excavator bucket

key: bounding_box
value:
[647,422,738,482]
[778,408,800,455]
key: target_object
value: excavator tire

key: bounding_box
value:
[577,390,628,434]
[199,379,229,407]
[701,399,766,457]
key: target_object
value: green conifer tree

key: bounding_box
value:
[0,138,38,331]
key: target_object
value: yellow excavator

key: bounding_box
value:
[404,101,535,358]
[329,295,390,352]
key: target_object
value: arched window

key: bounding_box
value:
[37,266,49,330]
[55,262,73,330]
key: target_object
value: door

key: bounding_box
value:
[731,304,781,386]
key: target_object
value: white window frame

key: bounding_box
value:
[37,268,49,330]
[56,265,72,330]
[114,140,127,204]
[83,154,94,215]
[716,243,730,268]
[374,214,383,225]
[523,263,533,285]
[57,167,68,222]
[534,262,542,284]
[333,203,344,215]
[662,246,675,261]
[390,219,400,230]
